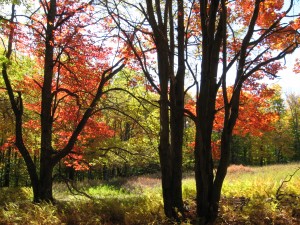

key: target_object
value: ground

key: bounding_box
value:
[0,163,300,224]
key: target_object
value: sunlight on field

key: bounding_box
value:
[0,163,299,224]
[222,163,300,198]
[180,163,300,224]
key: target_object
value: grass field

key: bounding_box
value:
[0,163,300,224]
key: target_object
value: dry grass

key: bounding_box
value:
[227,164,254,173]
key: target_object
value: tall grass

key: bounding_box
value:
[221,163,300,200]
[0,163,299,224]
[178,163,300,224]
[221,163,300,224]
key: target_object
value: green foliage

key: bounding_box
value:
[86,184,131,198]
[88,69,160,175]
[0,0,21,5]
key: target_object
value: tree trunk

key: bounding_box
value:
[170,117,184,207]
[169,0,185,214]
[211,130,231,221]
[194,126,215,224]
[15,114,40,202]
[170,102,184,213]
[38,0,56,203]
[68,166,75,181]
[39,159,54,201]
[158,90,173,218]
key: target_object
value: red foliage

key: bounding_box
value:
[184,85,279,160]
[214,86,279,137]
[0,136,16,151]
[7,0,121,170]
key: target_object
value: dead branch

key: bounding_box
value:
[53,173,95,200]
[276,166,300,200]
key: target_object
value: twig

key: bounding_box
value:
[53,173,94,200]
[276,167,300,200]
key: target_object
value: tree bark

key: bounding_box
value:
[169,0,186,214]
[157,47,173,217]
[194,0,224,222]
[39,158,55,201]
[144,0,183,218]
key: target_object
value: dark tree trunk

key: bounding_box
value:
[103,165,108,181]
[211,130,232,219]
[194,0,224,222]
[14,153,20,187]
[68,166,75,180]
[121,122,131,141]
[39,161,54,201]
[194,112,216,223]
[1,4,40,200]
[170,105,184,213]
[15,114,40,201]
[145,0,186,218]
[39,0,56,202]
[157,49,173,217]
[169,0,185,214]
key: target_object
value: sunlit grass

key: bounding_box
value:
[222,163,300,198]
[176,163,300,224]
[0,163,300,224]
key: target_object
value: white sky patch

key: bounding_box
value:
[270,48,300,96]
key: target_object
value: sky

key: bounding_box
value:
[276,0,300,96]
[269,48,299,96]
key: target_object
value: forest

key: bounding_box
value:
[0,0,300,224]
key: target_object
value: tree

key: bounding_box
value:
[216,85,280,164]
[183,0,299,223]
[1,1,125,202]
[102,0,300,221]
[0,46,38,187]
[87,70,160,178]
[286,93,300,160]
[228,85,294,165]
[102,0,187,217]
[0,93,15,187]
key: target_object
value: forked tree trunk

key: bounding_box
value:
[145,0,185,218]
[194,123,232,224]
[169,0,185,214]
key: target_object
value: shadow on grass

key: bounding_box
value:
[217,193,300,225]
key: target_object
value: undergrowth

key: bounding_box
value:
[218,163,300,224]
[0,163,299,224]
